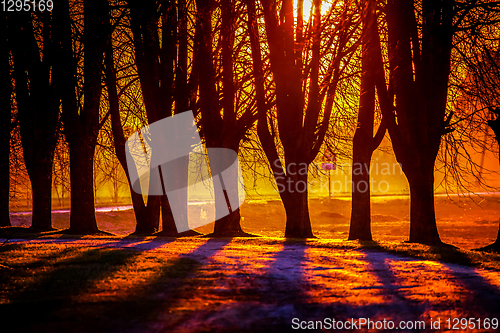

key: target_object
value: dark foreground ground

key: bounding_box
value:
[0,237,500,332]
[2,195,500,332]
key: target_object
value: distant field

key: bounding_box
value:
[8,194,500,250]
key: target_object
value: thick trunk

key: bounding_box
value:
[8,12,59,231]
[129,187,146,227]
[53,0,107,234]
[494,223,500,246]
[160,195,177,233]
[213,209,242,236]
[478,222,500,252]
[104,33,159,236]
[212,168,243,236]
[381,0,454,245]
[135,195,160,234]
[157,156,200,236]
[211,143,245,237]
[29,160,54,230]
[68,142,98,234]
[348,0,377,241]
[349,164,372,241]
[485,117,500,250]
[0,13,10,227]
[283,172,313,238]
[21,112,58,231]
[407,165,441,245]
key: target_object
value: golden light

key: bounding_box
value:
[297,0,332,21]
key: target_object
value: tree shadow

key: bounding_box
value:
[3,238,232,332]
[436,247,500,317]
[262,240,311,320]
[360,249,427,321]
[361,243,500,318]
[1,238,169,332]
[91,238,232,332]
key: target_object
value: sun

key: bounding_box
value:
[296,0,332,21]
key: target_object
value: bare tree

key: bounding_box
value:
[377,0,500,245]
[348,0,386,241]
[248,0,359,237]
[53,0,110,234]
[8,10,60,231]
[125,0,202,235]
[0,12,11,227]
[376,0,457,245]
[194,0,257,236]
[451,6,500,251]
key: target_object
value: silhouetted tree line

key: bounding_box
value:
[1,0,499,249]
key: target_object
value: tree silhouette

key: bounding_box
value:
[348,0,386,241]
[484,107,500,251]
[248,0,359,237]
[126,0,204,235]
[8,10,60,231]
[53,0,109,234]
[195,0,257,236]
[0,12,11,227]
[378,0,456,245]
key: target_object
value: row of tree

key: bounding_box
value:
[1,0,499,246]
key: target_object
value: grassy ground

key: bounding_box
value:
[1,236,500,332]
[3,194,500,331]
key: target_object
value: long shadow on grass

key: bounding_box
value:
[361,242,500,317]
[415,243,500,317]
[0,238,170,332]
[224,240,311,331]
[436,247,500,317]
[173,239,311,332]
[360,249,427,321]
[55,238,232,332]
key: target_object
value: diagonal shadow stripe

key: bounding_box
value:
[439,263,500,317]
[0,238,171,332]
[360,249,427,321]
[3,238,232,332]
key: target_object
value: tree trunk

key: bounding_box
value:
[213,209,242,236]
[29,159,54,230]
[348,0,380,241]
[349,162,372,241]
[0,12,11,227]
[407,164,441,245]
[68,141,98,234]
[103,29,161,236]
[8,12,60,231]
[209,139,245,236]
[138,196,160,234]
[127,0,188,235]
[283,172,313,238]
[247,0,353,238]
[493,223,500,246]
[212,152,243,236]
[53,0,107,234]
[380,0,453,245]
[158,154,188,235]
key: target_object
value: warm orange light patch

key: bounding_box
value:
[79,238,211,302]
[475,268,500,291]
[166,240,283,315]
[385,258,473,319]
[303,247,389,307]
